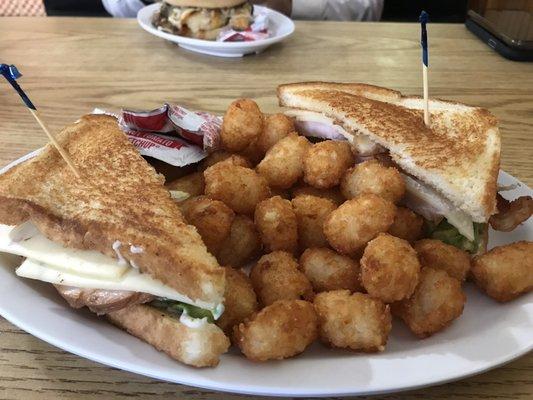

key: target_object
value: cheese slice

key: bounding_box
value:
[16,258,218,312]
[0,223,129,280]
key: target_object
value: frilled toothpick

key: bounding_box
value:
[419,11,430,127]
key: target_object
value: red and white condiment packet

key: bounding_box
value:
[217,12,270,42]
[93,104,222,167]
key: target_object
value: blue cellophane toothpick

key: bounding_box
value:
[419,11,429,67]
[0,64,36,110]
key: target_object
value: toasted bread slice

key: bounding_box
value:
[107,304,230,367]
[278,82,500,223]
[0,114,224,305]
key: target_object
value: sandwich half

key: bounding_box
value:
[278,82,501,254]
[0,114,229,367]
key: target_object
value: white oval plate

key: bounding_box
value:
[137,4,295,58]
[0,150,531,397]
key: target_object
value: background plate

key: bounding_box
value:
[137,4,295,58]
[0,150,531,397]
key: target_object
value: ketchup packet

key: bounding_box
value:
[217,12,270,42]
[94,104,222,167]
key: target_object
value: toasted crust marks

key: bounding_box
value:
[278,82,500,222]
[107,305,230,368]
[0,114,225,304]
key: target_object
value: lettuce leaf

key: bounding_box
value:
[425,220,486,253]
[150,299,215,323]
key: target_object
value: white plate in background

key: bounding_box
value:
[137,4,295,58]
[0,150,531,397]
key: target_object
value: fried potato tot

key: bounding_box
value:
[217,267,259,334]
[340,160,405,203]
[471,241,533,302]
[291,183,345,206]
[256,134,311,189]
[254,196,298,253]
[166,172,205,197]
[324,194,396,255]
[388,207,424,243]
[204,163,270,215]
[233,300,318,361]
[392,267,466,338]
[198,151,251,171]
[314,290,391,352]
[292,195,337,249]
[415,239,471,281]
[220,99,263,152]
[303,140,354,189]
[250,251,314,306]
[180,196,235,254]
[361,233,421,303]
[256,113,295,154]
[217,215,262,267]
[299,247,362,292]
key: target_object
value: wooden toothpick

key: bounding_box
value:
[0,64,82,178]
[419,11,431,127]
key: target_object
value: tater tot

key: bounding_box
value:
[292,183,345,206]
[256,134,311,189]
[314,290,391,352]
[471,241,533,302]
[361,233,420,303]
[233,300,318,361]
[388,207,424,243]
[256,113,295,154]
[254,196,298,253]
[292,195,336,249]
[217,215,262,268]
[220,99,263,152]
[217,267,259,334]
[250,251,314,306]
[204,163,271,215]
[198,151,251,171]
[299,248,362,292]
[415,239,471,281]
[324,194,396,255]
[180,196,235,254]
[340,160,405,203]
[392,267,466,338]
[166,172,205,197]
[303,140,354,189]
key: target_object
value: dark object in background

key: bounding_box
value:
[382,1,468,23]
[44,0,109,16]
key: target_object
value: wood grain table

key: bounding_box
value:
[0,17,531,400]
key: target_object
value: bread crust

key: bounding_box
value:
[107,305,230,367]
[0,114,225,305]
[278,82,500,222]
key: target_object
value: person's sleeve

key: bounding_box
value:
[102,0,146,18]
[292,0,383,21]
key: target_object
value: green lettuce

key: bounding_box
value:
[425,220,486,253]
[150,299,215,323]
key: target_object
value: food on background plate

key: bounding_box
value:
[360,233,421,303]
[299,247,362,293]
[153,0,254,40]
[392,267,466,338]
[314,290,391,352]
[0,115,228,367]
[250,251,314,307]
[471,241,533,302]
[254,196,298,254]
[414,239,471,281]
[233,299,318,361]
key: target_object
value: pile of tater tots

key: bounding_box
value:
[166,99,533,362]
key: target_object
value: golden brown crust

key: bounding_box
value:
[278,82,500,222]
[0,114,225,304]
[107,305,230,368]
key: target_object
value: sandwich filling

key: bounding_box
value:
[0,223,224,323]
[153,1,253,40]
[286,109,487,253]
